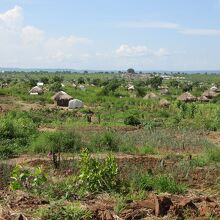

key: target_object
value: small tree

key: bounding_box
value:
[49,82,62,92]
[127,68,135,74]
[124,115,141,126]
[40,77,49,84]
[148,76,163,89]
[52,75,63,83]
[136,86,146,97]
[78,77,85,84]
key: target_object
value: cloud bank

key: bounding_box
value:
[0,6,91,68]
[119,21,220,36]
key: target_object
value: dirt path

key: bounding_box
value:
[0,95,55,112]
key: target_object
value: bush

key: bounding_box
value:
[49,82,62,92]
[36,202,93,220]
[135,86,145,97]
[0,146,16,159]
[31,131,81,154]
[42,177,78,200]
[88,131,119,152]
[0,112,36,140]
[138,146,157,155]
[124,115,141,126]
[131,173,186,194]
[207,148,220,162]
[78,149,118,192]
[10,165,47,192]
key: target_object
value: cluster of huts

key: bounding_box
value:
[129,84,220,107]
[52,91,84,109]
[177,86,220,102]
[29,82,84,109]
[29,80,219,110]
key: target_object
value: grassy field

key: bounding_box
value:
[0,71,220,219]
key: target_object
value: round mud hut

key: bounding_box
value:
[52,91,73,107]
[160,88,169,95]
[29,86,43,95]
[143,92,158,100]
[159,99,170,108]
[197,96,210,102]
[202,90,218,99]
[177,92,196,102]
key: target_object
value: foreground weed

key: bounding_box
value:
[36,201,93,220]
[78,148,119,192]
[131,172,186,194]
[138,146,157,155]
[10,165,47,193]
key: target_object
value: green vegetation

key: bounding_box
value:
[1,71,220,219]
[36,202,93,220]
[78,149,118,192]
[130,172,186,194]
[10,165,47,192]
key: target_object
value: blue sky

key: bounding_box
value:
[0,0,220,70]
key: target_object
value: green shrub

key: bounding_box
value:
[88,131,119,152]
[207,148,220,162]
[10,165,47,192]
[49,82,62,92]
[136,86,146,97]
[31,131,81,154]
[138,146,157,155]
[131,172,186,194]
[0,112,36,140]
[78,149,118,192]
[36,202,93,220]
[42,177,78,200]
[124,115,141,126]
[0,146,16,159]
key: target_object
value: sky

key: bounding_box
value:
[0,0,220,70]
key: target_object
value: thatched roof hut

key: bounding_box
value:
[52,91,73,107]
[202,90,218,99]
[197,96,210,102]
[160,88,169,95]
[177,92,196,102]
[143,92,158,100]
[159,99,170,107]
[29,86,43,95]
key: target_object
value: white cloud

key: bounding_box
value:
[21,26,45,44]
[115,44,170,57]
[0,5,23,29]
[46,36,91,51]
[154,48,170,57]
[118,20,220,37]
[0,6,91,68]
[118,21,179,29]
[179,28,220,36]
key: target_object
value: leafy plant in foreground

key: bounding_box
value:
[36,201,93,220]
[10,165,47,192]
[78,149,118,192]
[131,172,186,194]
